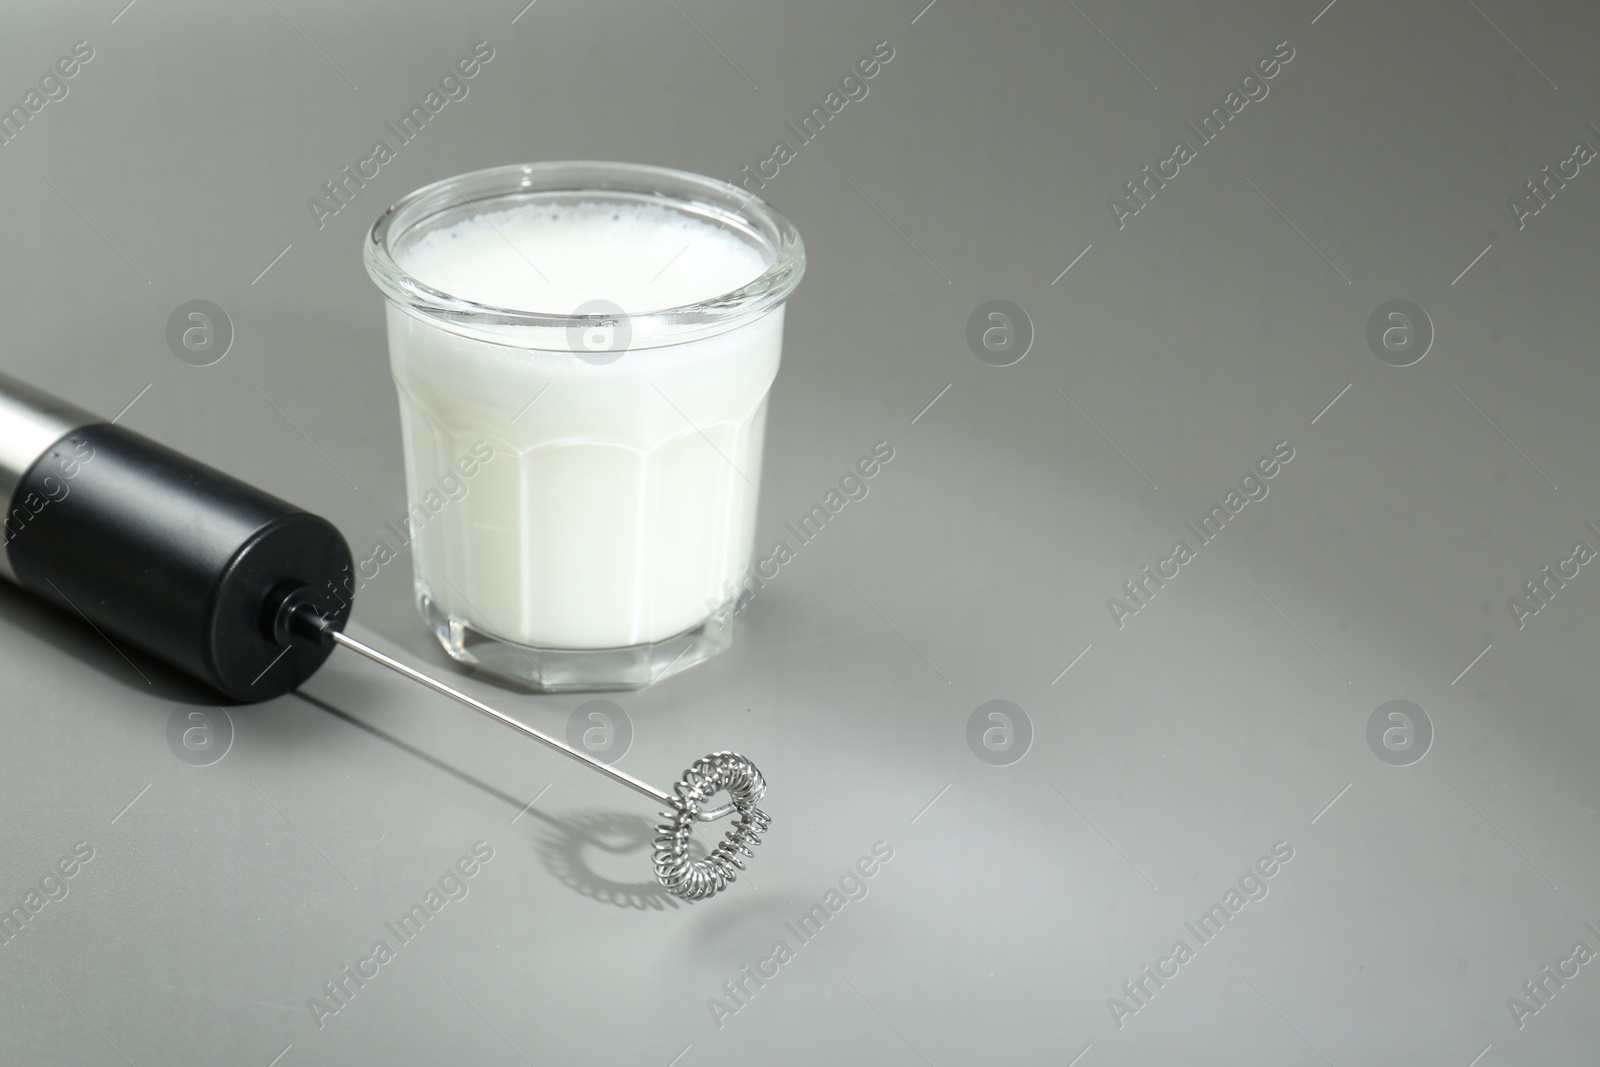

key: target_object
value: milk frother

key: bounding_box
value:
[0,370,768,901]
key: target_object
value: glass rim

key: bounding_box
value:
[362,160,805,342]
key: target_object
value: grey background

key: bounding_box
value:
[1,0,1597,1064]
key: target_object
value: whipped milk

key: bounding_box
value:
[386,200,780,650]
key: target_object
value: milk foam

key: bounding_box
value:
[398,200,769,314]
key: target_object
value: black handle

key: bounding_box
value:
[6,421,353,701]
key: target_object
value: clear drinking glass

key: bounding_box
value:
[363,162,804,691]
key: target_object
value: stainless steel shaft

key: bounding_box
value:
[329,629,673,806]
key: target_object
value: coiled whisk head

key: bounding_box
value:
[653,752,770,901]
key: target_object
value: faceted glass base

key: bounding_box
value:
[417,587,743,692]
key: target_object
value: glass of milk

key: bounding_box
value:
[363,162,804,691]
